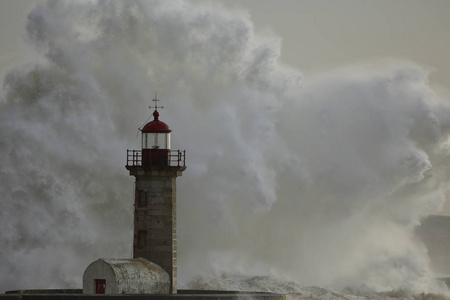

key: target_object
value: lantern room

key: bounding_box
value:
[141,109,171,166]
[141,110,171,149]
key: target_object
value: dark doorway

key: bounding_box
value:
[95,279,106,294]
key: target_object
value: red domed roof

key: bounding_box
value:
[141,110,172,133]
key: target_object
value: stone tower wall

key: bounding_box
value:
[127,166,185,294]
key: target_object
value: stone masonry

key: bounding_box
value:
[126,166,186,294]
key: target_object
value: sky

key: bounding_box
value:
[2,0,450,213]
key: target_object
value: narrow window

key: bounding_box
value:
[95,279,106,294]
[137,230,147,248]
[137,189,147,207]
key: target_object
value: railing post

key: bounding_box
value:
[126,150,142,166]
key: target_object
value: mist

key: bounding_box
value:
[1,0,450,296]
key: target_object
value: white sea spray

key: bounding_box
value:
[1,1,450,298]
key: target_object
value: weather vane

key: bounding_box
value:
[149,93,164,111]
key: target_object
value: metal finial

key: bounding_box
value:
[149,93,164,111]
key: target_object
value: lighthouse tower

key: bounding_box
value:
[125,98,186,294]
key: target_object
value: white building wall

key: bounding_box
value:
[83,258,170,294]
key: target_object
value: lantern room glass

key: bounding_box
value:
[142,132,171,149]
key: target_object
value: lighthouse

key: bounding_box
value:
[125,98,186,294]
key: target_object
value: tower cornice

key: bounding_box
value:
[126,166,186,177]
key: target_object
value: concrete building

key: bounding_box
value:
[82,258,170,294]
